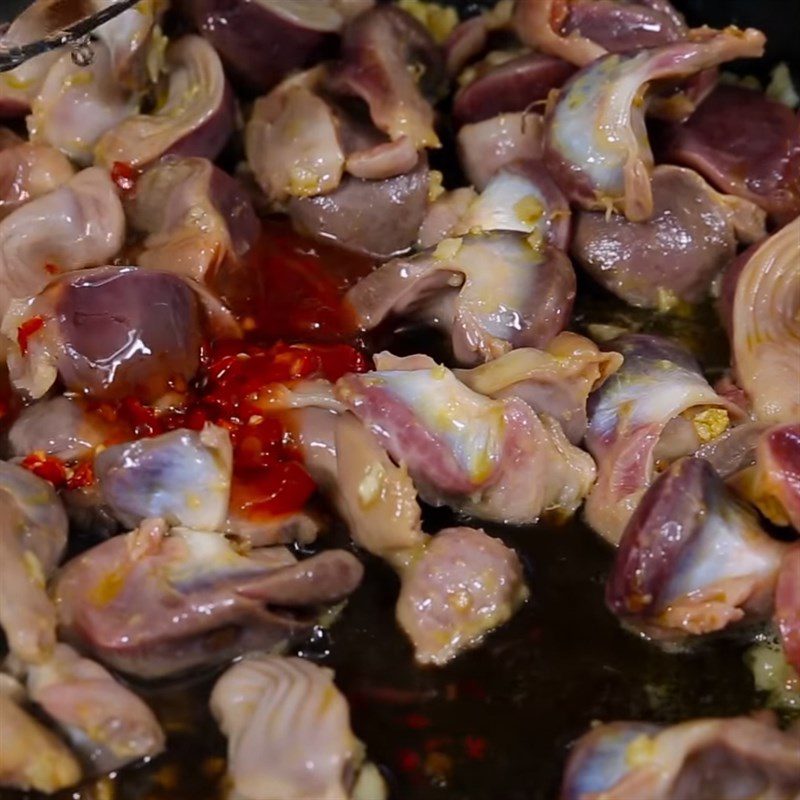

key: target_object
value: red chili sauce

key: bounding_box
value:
[20,221,373,522]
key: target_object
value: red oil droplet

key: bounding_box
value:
[213,220,375,343]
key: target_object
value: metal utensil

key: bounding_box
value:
[0,0,139,72]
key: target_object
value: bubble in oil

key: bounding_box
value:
[71,36,94,67]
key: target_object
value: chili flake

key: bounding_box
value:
[397,748,421,773]
[17,315,44,355]
[404,712,432,730]
[110,161,138,193]
[464,735,488,760]
[20,452,68,487]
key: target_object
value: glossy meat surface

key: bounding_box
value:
[210,655,383,800]
[585,334,737,544]
[658,84,800,224]
[0,1,794,797]
[561,715,800,800]
[26,643,165,773]
[54,519,364,678]
[571,165,765,308]
[0,462,67,664]
[0,689,81,793]
[0,167,124,318]
[2,266,206,400]
[544,29,765,220]
[347,231,575,364]
[720,218,800,425]
[338,354,596,524]
[607,457,787,641]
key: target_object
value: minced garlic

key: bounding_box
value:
[745,637,800,710]
[625,734,656,768]
[397,0,458,43]
[514,195,544,226]
[357,463,386,508]
[433,237,463,261]
[691,408,729,443]
[428,169,445,202]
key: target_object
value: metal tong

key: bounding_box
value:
[0,0,140,72]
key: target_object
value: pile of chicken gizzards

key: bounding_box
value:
[0,0,798,798]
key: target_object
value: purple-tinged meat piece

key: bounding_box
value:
[453,52,576,126]
[658,85,800,225]
[514,0,606,67]
[730,424,800,531]
[0,461,67,665]
[6,396,116,463]
[26,643,165,774]
[775,545,800,673]
[457,112,544,190]
[326,5,445,149]
[0,684,81,793]
[561,721,662,800]
[395,526,528,666]
[343,133,418,181]
[718,218,800,425]
[607,457,787,642]
[443,0,514,77]
[0,166,124,319]
[289,409,529,665]
[54,518,364,679]
[571,165,766,308]
[421,160,571,251]
[336,354,596,524]
[127,157,259,283]
[584,334,739,544]
[694,420,767,479]
[347,232,576,365]
[544,29,765,221]
[562,0,686,53]
[2,265,239,401]
[95,36,234,168]
[210,655,385,800]
[0,138,74,220]
[561,715,800,800]
[188,0,344,93]
[26,41,137,166]
[455,332,622,444]
[95,424,232,532]
[475,161,570,249]
[444,16,488,77]
[514,0,688,68]
[288,156,429,259]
